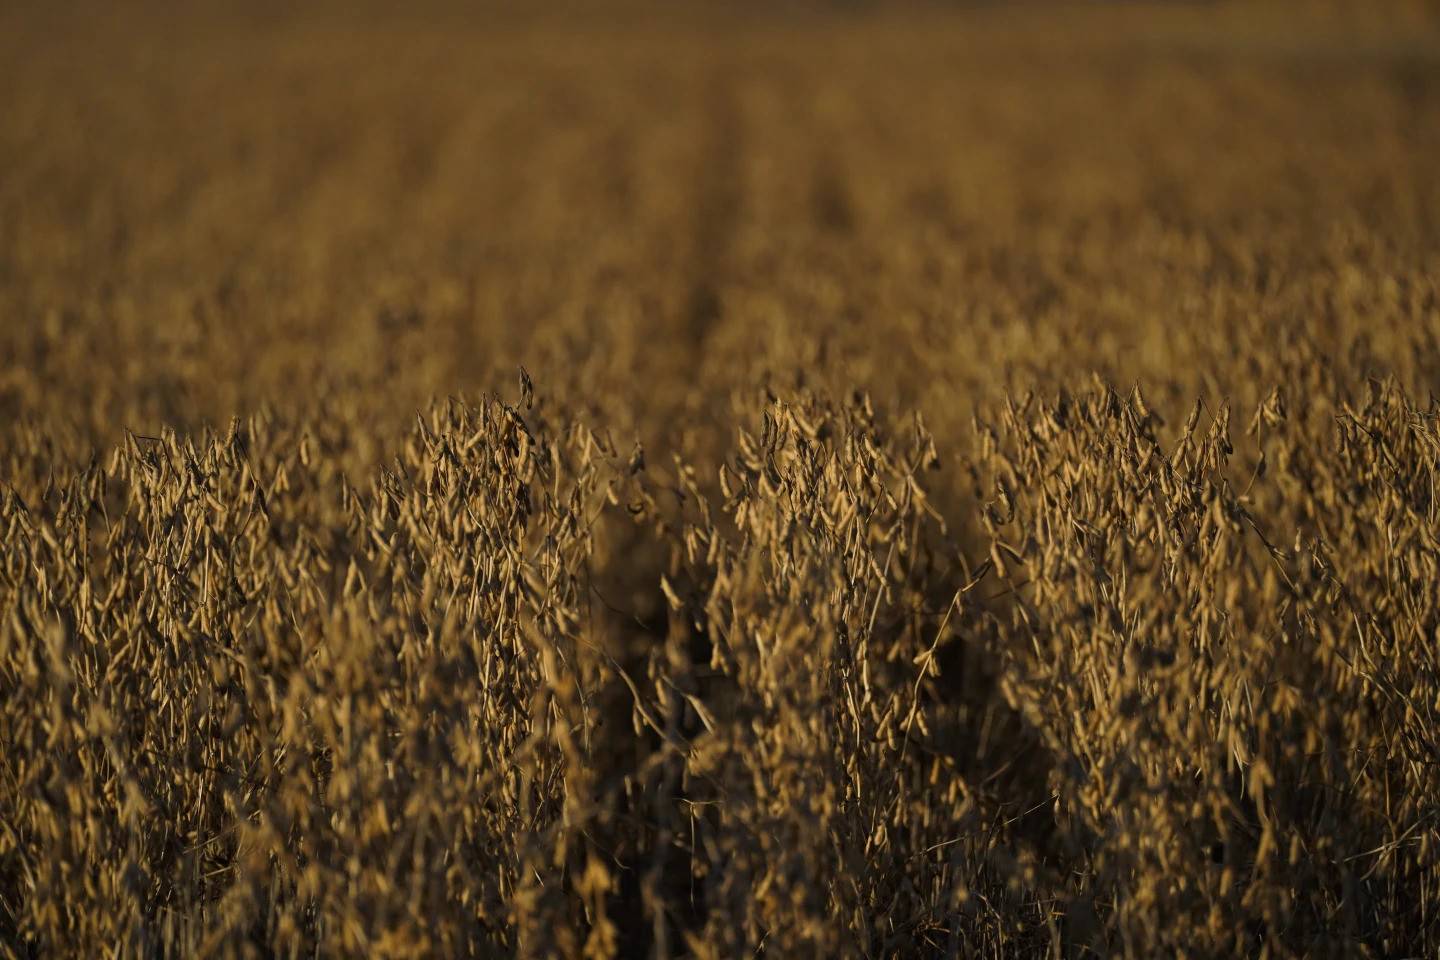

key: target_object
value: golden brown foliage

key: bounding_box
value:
[2,3,1439,957]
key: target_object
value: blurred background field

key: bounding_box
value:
[3,0,1437,468]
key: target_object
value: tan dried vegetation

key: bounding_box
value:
[2,2,1440,957]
